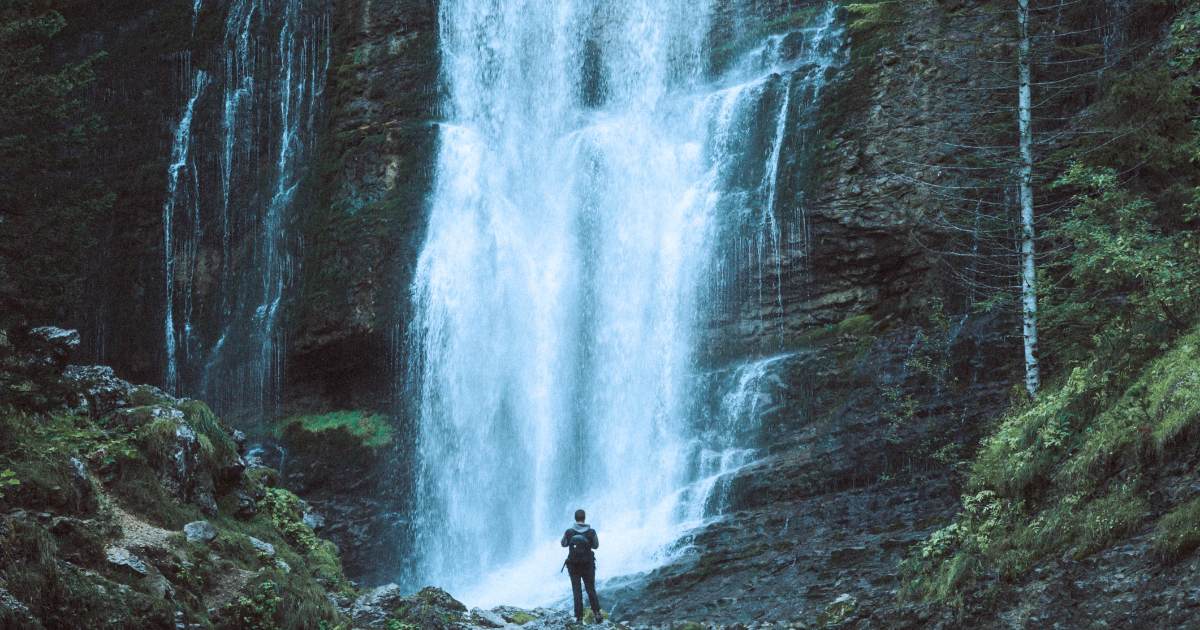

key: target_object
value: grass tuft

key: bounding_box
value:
[277,410,393,448]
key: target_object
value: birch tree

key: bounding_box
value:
[1017,0,1040,395]
[876,0,1154,395]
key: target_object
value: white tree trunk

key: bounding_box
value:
[1017,0,1041,396]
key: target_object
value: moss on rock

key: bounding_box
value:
[0,363,359,628]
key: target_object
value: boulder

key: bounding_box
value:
[183,521,217,544]
[414,586,467,612]
[105,546,149,576]
[348,583,407,628]
[1,326,80,410]
[63,364,170,418]
[348,585,468,629]
[26,327,80,368]
[0,586,32,620]
[107,403,224,515]
[469,608,506,627]
[248,536,275,557]
[232,488,259,518]
[67,456,98,514]
[302,509,326,532]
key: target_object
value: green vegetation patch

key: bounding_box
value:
[902,326,1200,605]
[509,611,537,624]
[1154,497,1200,563]
[277,410,394,448]
[261,487,320,551]
[842,1,904,35]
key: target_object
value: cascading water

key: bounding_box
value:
[162,61,209,395]
[160,0,329,417]
[408,0,843,607]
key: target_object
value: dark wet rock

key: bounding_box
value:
[302,509,326,532]
[288,0,439,414]
[49,516,107,566]
[26,327,80,367]
[232,488,259,519]
[0,586,32,623]
[1,326,82,411]
[278,421,402,585]
[105,546,150,576]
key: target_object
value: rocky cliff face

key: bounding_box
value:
[287,0,439,411]
[54,1,199,383]
[609,2,1199,627]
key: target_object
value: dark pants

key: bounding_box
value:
[567,562,601,621]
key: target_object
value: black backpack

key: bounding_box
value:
[566,530,592,564]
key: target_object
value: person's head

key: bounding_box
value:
[574,509,586,523]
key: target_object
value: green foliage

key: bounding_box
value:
[902,326,1200,604]
[1,396,352,627]
[881,384,919,445]
[0,408,109,513]
[0,0,112,326]
[226,580,282,630]
[261,487,320,551]
[842,1,903,35]
[1043,163,1200,371]
[1038,15,1200,375]
[509,611,538,624]
[0,468,18,499]
[0,514,174,627]
[1168,5,1200,78]
[880,298,960,447]
[278,410,393,448]
[1154,497,1200,562]
[179,399,240,470]
[306,538,354,595]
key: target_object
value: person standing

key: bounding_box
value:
[561,508,602,623]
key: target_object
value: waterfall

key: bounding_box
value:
[408,0,843,607]
[162,63,209,395]
[160,0,329,418]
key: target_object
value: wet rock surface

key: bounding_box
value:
[348,584,630,630]
[277,420,406,586]
[287,0,440,412]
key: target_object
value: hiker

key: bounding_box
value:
[561,508,602,623]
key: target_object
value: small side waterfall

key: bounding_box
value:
[162,63,209,395]
[408,0,844,607]
[159,0,330,417]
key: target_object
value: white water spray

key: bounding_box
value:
[409,1,843,608]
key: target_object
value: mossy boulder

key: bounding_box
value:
[349,585,469,629]
[0,334,358,628]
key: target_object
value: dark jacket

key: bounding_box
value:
[561,523,599,564]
